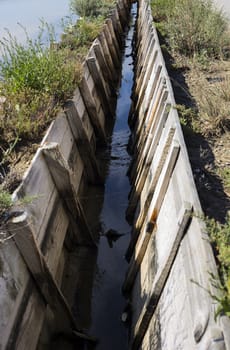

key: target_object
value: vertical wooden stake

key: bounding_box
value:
[65,100,103,185]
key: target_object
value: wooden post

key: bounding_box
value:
[42,142,97,247]
[65,100,103,185]
[131,203,193,350]
[92,40,117,96]
[124,141,180,276]
[6,211,97,344]
[103,24,121,70]
[86,56,115,119]
[79,75,107,145]
[106,18,121,60]
[98,30,117,81]
[110,8,123,48]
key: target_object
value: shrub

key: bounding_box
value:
[151,0,229,58]
[70,0,114,18]
[0,25,80,139]
[205,215,230,318]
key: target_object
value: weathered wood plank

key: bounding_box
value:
[131,203,193,350]
[103,23,121,70]
[42,142,96,246]
[65,99,103,185]
[6,212,97,346]
[98,30,117,80]
[124,141,180,277]
[79,74,107,145]
[92,40,116,95]
[6,212,76,332]
[86,56,114,119]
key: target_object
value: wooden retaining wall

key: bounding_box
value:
[124,0,230,349]
[0,1,131,348]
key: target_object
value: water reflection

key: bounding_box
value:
[0,0,74,43]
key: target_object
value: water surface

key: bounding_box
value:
[0,0,72,43]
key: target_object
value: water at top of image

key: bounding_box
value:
[0,0,75,44]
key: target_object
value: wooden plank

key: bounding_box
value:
[86,56,115,119]
[92,40,116,95]
[131,203,193,350]
[132,88,168,183]
[98,31,117,79]
[79,75,107,145]
[103,24,120,70]
[123,141,180,285]
[42,142,96,247]
[110,7,123,47]
[6,212,75,332]
[65,99,103,185]
[136,127,175,231]
[133,33,155,94]
[106,18,121,59]
[117,1,128,29]
[6,211,97,344]
[72,87,95,144]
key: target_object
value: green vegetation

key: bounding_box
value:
[0,0,116,215]
[205,216,230,318]
[151,0,230,319]
[151,0,229,58]
[70,0,115,17]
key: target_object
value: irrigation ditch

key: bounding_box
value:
[0,0,230,349]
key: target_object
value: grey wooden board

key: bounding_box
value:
[128,0,230,348]
[71,87,95,144]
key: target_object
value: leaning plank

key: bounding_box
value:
[79,75,107,145]
[124,141,180,284]
[131,203,193,350]
[42,142,96,246]
[98,30,117,79]
[86,56,114,119]
[92,40,116,95]
[6,211,97,343]
[65,99,103,185]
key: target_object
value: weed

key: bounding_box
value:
[194,75,230,136]
[205,215,230,318]
[0,190,12,213]
[61,17,104,50]
[217,167,230,192]
[151,0,230,59]
[174,104,200,132]
[0,24,80,141]
[70,0,115,18]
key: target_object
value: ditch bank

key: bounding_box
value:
[124,0,230,349]
[0,0,230,349]
[0,0,132,348]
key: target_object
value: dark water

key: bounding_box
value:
[46,3,137,350]
[81,4,137,350]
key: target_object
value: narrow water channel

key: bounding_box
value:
[49,4,138,350]
[87,4,137,349]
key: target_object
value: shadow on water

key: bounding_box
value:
[54,4,138,350]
